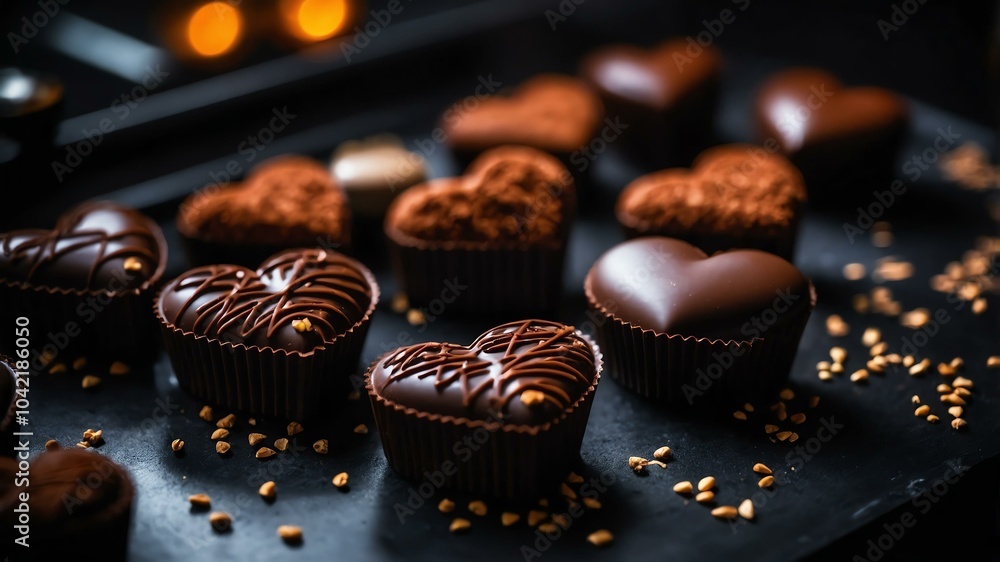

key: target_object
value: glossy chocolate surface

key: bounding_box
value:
[586,237,812,341]
[0,202,164,293]
[370,320,597,425]
[157,248,375,352]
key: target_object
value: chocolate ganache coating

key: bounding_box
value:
[370,320,597,425]
[157,248,374,352]
[0,202,163,293]
[586,237,812,341]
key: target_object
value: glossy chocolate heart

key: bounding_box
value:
[442,74,602,154]
[385,145,574,247]
[585,237,813,341]
[580,39,721,111]
[755,67,908,156]
[616,144,805,254]
[156,248,376,353]
[177,155,350,249]
[0,201,165,294]
[368,320,598,425]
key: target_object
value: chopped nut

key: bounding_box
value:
[830,363,844,374]
[951,418,968,430]
[587,529,613,547]
[199,405,214,422]
[954,387,972,397]
[188,493,211,508]
[209,512,232,532]
[886,354,903,364]
[673,481,693,494]
[466,500,487,516]
[501,512,520,526]
[843,263,866,280]
[738,499,755,520]
[927,415,940,424]
[81,375,101,389]
[826,315,849,337]
[406,309,426,326]
[830,347,847,364]
[211,428,229,440]
[48,362,67,374]
[948,406,963,418]
[527,510,547,526]
[816,361,831,371]
[753,463,772,475]
[777,431,793,441]
[312,440,328,454]
[911,395,921,404]
[850,369,869,383]
[216,441,231,454]
[711,506,739,520]
[744,402,755,413]
[777,410,788,421]
[909,359,931,376]
[862,328,882,347]
[809,396,820,408]
[332,472,349,488]
[582,497,602,509]
[123,256,144,272]
[287,421,304,436]
[73,357,87,370]
[869,342,888,357]
[353,424,368,434]
[216,414,236,429]
[256,447,277,459]
[248,418,256,426]
[277,525,302,543]
[519,390,546,407]
[391,293,409,313]
[438,499,455,513]
[291,318,313,333]
[901,308,931,329]
[274,438,288,451]
[567,472,584,484]
[628,456,650,474]
[853,294,870,313]
[259,481,276,500]
[653,446,671,460]
[560,482,577,499]
[937,383,953,394]
[818,370,833,381]
[733,410,747,421]
[171,439,185,452]
[950,357,964,369]
[695,491,715,504]
[248,433,267,446]
[872,230,892,248]
[987,356,1000,368]
[758,475,775,488]
[942,394,967,406]
[953,376,974,389]
[82,428,103,446]
[698,476,716,492]
[790,413,806,425]
[972,298,988,314]
[764,424,779,434]
[109,361,130,376]
[866,358,886,373]
[903,355,915,368]
[44,439,59,451]
[914,405,931,417]
[449,518,471,534]
[779,388,795,401]
[789,433,800,443]
[938,363,956,376]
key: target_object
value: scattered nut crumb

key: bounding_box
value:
[909,359,931,376]
[628,456,650,474]
[248,418,256,426]
[353,424,368,435]
[818,370,833,381]
[171,439,185,452]
[48,363,67,374]
[256,447,277,459]
[189,493,211,508]
[790,413,806,425]
[81,375,101,389]
[948,406,963,418]
[972,298,987,314]
[753,463,772,475]
[438,499,455,513]
[109,361,130,376]
[738,499,755,520]
[199,406,213,422]
[259,481,276,500]
[567,472,584,484]
[953,376,974,389]
[830,363,844,374]
[843,263,866,280]
[449,518,471,534]
[758,475,775,489]
[850,369,869,383]
[779,388,794,400]
[830,347,847,364]
[332,472,349,488]
[527,510,547,526]
[673,481,693,494]
[277,525,302,543]
[502,512,520,526]
[765,424,779,434]
[927,415,941,424]
[468,500,487,516]
[653,446,671,460]
[695,491,715,504]
[346,390,361,401]
[587,529,613,547]
[274,438,288,451]
[216,414,236,429]
[698,476,716,492]
[216,441,231,454]
[391,293,409,313]
[209,512,232,532]
[951,418,967,430]
[987,356,1000,369]
[561,483,577,499]
[900,309,931,329]
[733,410,747,421]
[312,440,328,454]
[211,429,229,440]
[287,421,304,436]
[406,309,426,326]
[862,328,882,347]
[248,433,267,446]
[73,357,87,370]
[826,315,849,337]
[941,394,967,406]
[583,497,602,509]
[914,405,931,418]
[711,506,739,520]
[809,396,821,408]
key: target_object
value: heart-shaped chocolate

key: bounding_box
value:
[156,248,376,353]
[177,155,350,251]
[755,67,908,156]
[386,146,574,246]
[580,39,721,111]
[0,201,165,294]
[585,237,813,341]
[616,144,805,257]
[442,74,602,154]
[369,320,598,425]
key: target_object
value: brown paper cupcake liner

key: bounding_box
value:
[365,332,602,500]
[586,283,814,407]
[386,237,566,316]
[155,266,379,420]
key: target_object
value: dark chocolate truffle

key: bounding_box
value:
[0,201,167,360]
[177,155,351,266]
[616,144,806,260]
[754,67,908,196]
[156,247,379,418]
[366,319,602,499]
[384,145,574,315]
[584,237,814,405]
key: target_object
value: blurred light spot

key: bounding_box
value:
[282,0,349,41]
[187,2,242,57]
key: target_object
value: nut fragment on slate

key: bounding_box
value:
[216,441,231,454]
[583,498,602,509]
[914,405,931,417]
[468,500,487,516]
[502,512,520,526]
[81,375,101,389]
[567,472,584,484]
[199,406,213,421]
[739,499,755,520]
[561,483,577,499]
[850,369,869,383]
[988,356,1000,368]
[171,439,185,452]
[758,476,775,489]
[779,388,795,400]
[259,481,277,500]
[698,476,716,491]
[274,438,288,451]
[287,421,304,436]
[951,418,967,430]
[753,463,772,475]
[953,376,974,389]
[256,447,277,459]
[49,363,67,374]
[73,357,87,370]
[628,456,650,473]
[673,481,693,494]
[109,361,130,375]
[830,347,847,363]
[826,315,849,336]
[948,406,963,418]
[209,512,232,532]
[82,428,103,446]
[733,411,747,420]
[406,309,425,326]
[927,415,940,424]
[654,446,671,460]
[277,525,302,543]
[587,530,613,547]
[527,510,547,526]
[216,414,236,428]
[438,499,455,513]
[248,433,267,446]
[449,518,471,534]
[391,293,408,313]
[862,328,881,347]
[712,506,739,520]
[189,494,211,508]
[332,472,349,488]
[353,424,368,434]
[313,440,328,454]
[695,491,715,503]
[211,428,229,440]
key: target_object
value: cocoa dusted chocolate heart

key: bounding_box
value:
[0,201,165,293]
[585,237,812,341]
[369,320,598,425]
[157,248,375,352]
[616,144,806,259]
[442,74,602,155]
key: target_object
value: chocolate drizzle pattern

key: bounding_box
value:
[373,320,596,424]
[0,202,163,292]
[158,248,374,352]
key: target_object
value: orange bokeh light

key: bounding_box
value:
[281,0,349,41]
[187,2,243,57]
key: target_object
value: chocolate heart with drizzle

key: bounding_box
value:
[156,248,376,353]
[368,320,598,425]
[0,201,165,294]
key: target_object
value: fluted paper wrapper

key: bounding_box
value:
[366,333,602,500]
